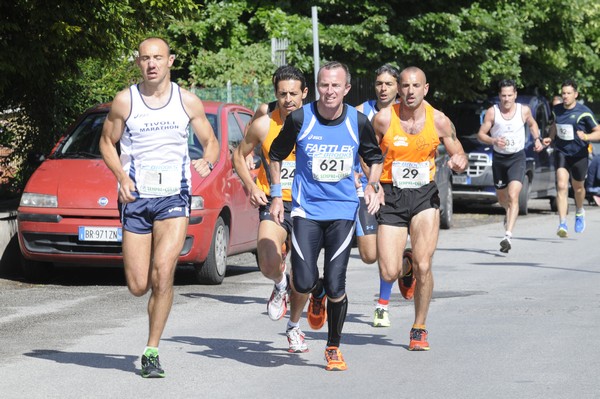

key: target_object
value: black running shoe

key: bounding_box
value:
[141,353,165,378]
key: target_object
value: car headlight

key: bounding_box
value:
[20,193,58,208]
[190,195,204,210]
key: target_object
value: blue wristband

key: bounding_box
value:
[270,183,282,198]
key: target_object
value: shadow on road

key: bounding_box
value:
[24,349,138,374]
[0,257,259,287]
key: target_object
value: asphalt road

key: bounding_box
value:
[1,200,598,398]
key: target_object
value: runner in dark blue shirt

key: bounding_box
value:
[545,79,600,237]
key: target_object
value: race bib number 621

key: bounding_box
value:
[311,152,353,182]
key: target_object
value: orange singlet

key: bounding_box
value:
[379,103,439,187]
[255,109,296,202]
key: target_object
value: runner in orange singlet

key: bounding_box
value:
[372,66,467,351]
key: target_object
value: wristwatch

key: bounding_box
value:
[368,182,380,193]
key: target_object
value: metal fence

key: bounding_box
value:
[193,76,376,111]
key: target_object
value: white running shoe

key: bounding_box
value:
[267,276,289,321]
[286,326,309,353]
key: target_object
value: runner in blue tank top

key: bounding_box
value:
[269,61,384,371]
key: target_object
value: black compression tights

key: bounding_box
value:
[326,295,348,348]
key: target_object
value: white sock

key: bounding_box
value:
[275,275,287,291]
[576,208,585,215]
[287,320,299,330]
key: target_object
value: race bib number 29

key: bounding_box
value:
[312,152,353,182]
[391,160,430,189]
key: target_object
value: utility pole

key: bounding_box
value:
[312,6,320,100]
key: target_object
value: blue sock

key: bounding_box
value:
[378,277,394,303]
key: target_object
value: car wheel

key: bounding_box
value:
[439,173,453,229]
[518,176,530,215]
[21,255,54,283]
[195,216,228,285]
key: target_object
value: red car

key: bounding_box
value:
[17,101,259,284]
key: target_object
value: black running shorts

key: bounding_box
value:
[376,181,440,228]
[259,199,293,236]
[554,151,589,182]
[492,150,526,189]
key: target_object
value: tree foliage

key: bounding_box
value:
[0,0,197,195]
[1,0,600,197]
[161,0,600,104]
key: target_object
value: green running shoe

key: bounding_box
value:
[141,353,165,378]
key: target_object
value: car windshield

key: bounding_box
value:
[53,111,218,159]
[54,112,107,158]
[188,113,218,160]
[443,101,491,139]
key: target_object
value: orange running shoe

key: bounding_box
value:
[408,328,430,351]
[307,294,327,330]
[399,248,416,300]
[324,346,347,371]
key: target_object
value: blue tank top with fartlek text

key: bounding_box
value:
[291,103,361,221]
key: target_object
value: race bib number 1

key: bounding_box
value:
[391,161,430,189]
[312,152,353,182]
[137,164,181,196]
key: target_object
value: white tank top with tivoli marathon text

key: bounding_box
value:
[121,82,192,198]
